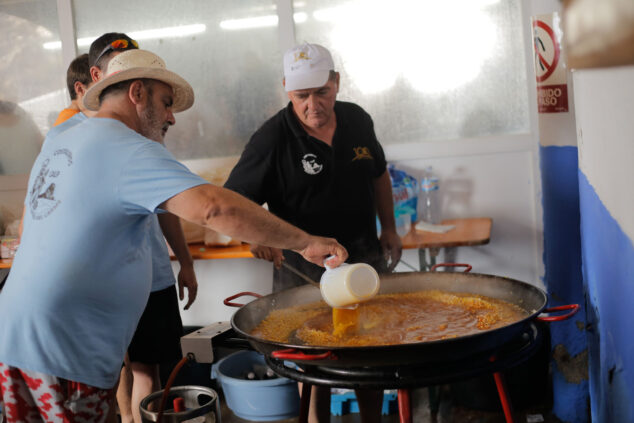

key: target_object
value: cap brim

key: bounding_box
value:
[285,70,330,92]
[83,67,194,112]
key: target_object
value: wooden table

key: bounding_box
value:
[176,217,492,271]
[184,243,253,260]
[0,218,491,269]
[400,217,492,270]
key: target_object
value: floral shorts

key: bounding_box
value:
[0,362,112,423]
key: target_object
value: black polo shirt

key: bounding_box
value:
[225,101,387,257]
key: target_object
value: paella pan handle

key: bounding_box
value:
[223,292,262,307]
[430,263,473,273]
[537,304,580,322]
[271,348,337,361]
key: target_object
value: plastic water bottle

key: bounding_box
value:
[418,166,441,224]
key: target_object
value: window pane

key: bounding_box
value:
[294,0,530,145]
[73,0,285,160]
[0,1,65,175]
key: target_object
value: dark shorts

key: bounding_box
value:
[128,285,183,364]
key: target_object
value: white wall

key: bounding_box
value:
[572,64,634,423]
[574,65,634,239]
[176,258,274,327]
[390,146,542,286]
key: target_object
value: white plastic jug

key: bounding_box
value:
[320,260,380,308]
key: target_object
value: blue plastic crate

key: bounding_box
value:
[331,390,397,416]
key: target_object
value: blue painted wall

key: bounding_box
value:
[578,170,634,422]
[540,145,589,422]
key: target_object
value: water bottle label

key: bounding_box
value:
[421,178,439,192]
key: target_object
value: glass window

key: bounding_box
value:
[0,1,65,175]
[293,0,530,145]
[73,0,286,160]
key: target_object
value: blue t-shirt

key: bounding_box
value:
[0,118,208,388]
[46,113,176,292]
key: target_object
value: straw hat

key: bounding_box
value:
[83,49,194,112]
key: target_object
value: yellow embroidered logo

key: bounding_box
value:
[294,52,310,62]
[352,147,373,161]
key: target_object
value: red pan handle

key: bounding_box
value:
[271,348,336,361]
[431,263,472,273]
[537,304,580,322]
[223,292,263,307]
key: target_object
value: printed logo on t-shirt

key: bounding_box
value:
[352,146,373,161]
[29,149,73,220]
[301,153,323,175]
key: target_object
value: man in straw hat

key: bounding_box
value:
[85,32,199,423]
[0,48,348,422]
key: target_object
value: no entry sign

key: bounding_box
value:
[532,15,569,113]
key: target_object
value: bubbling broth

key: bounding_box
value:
[251,290,528,347]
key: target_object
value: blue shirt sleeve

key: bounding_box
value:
[119,141,209,215]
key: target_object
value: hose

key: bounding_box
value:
[156,354,194,423]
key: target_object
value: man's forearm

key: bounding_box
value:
[162,184,311,253]
[158,212,193,266]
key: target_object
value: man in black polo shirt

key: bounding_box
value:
[225,42,401,423]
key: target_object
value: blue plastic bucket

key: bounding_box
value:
[212,350,299,421]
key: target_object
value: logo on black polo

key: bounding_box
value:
[352,147,373,161]
[29,149,73,220]
[301,153,323,175]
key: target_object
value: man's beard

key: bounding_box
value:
[140,99,166,143]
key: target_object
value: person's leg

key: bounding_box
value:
[297,383,331,423]
[309,385,331,423]
[0,362,112,422]
[128,286,183,423]
[354,389,383,423]
[0,363,41,422]
[106,382,121,423]
[116,354,134,423]
[130,361,160,423]
[66,379,113,423]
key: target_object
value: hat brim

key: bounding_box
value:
[83,67,194,112]
[285,70,330,92]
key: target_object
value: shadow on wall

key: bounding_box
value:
[442,167,474,217]
[0,100,43,176]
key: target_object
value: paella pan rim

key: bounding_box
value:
[229,271,548,356]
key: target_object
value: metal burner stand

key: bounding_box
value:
[265,322,543,423]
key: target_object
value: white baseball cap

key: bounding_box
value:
[283,43,334,92]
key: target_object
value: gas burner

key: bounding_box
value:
[265,322,542,389]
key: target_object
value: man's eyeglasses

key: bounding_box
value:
[94,39,139,67]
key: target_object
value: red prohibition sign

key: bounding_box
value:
[533,20,560,83]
